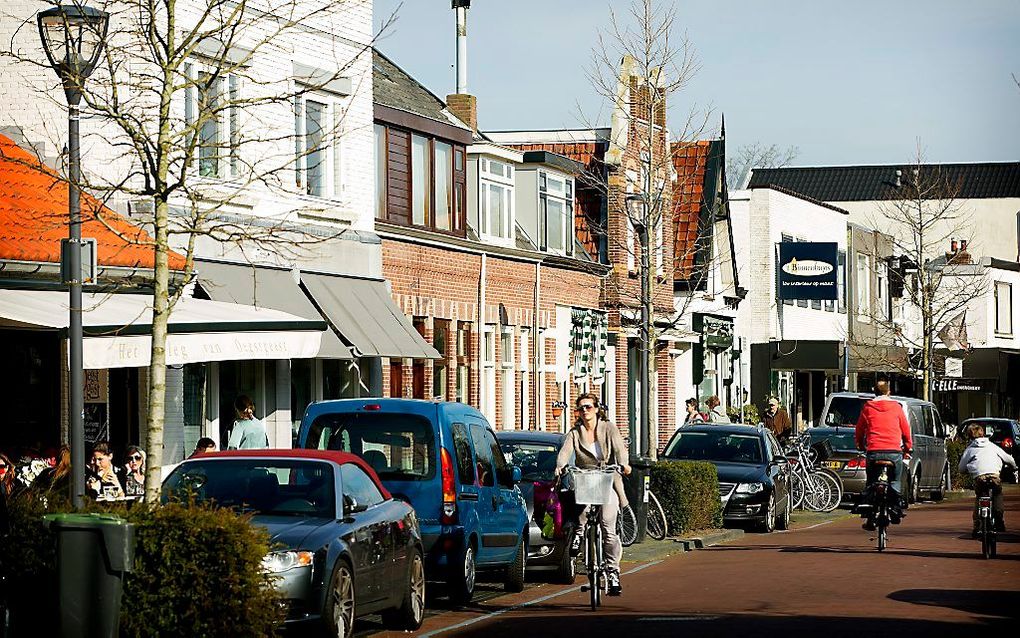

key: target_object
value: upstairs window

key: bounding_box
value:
[995,281,1013,335]
[183,62,240,179]
[539,171,573,255]
[876,261,891,321]
[480,158,514,241]
[294,94,343,199]
[856,253,871,321]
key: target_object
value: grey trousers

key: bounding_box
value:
[578,489,622,574]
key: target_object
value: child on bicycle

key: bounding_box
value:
[958,422,1016,537]
[555,392,631,596]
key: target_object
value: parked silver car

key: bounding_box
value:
[818,392,950,503]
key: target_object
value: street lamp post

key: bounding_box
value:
[38,3,110,508]
[626,193,654,460]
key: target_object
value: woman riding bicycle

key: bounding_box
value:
[959,422,1016,537]
[555,393,631,596]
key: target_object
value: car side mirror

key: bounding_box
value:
[772,456,789,466]
[511,465,522,484]
[343,494,367,516]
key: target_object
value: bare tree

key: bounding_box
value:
[869,146,987,401]
[3,0,392,501]
[579,0,741,459]
[726,141,798,190]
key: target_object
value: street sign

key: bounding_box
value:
[60,237,97,284]
[777,242,838,300]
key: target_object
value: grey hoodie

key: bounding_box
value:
[958,437,1016,477]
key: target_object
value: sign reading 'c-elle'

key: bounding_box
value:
[777,241,838,301]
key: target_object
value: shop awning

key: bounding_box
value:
[196,260,352,359]
[301,273,441,359]
[0,289,325,369]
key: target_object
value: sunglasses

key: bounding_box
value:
[578,404,597,411]
[129,454,143,461]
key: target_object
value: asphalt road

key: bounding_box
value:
[368,487,1019,638]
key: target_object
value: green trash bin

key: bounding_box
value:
[43,513,135,638]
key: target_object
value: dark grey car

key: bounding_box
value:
[495,431,575,583]
[820,393,951,503]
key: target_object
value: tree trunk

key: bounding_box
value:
[144,195,171,502]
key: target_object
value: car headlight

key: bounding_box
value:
[262,550,314,574]
[735,482,765,494]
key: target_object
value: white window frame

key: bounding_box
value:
[501,327,515,430]
[995,281,1013,336]
[856,253,871,322]
[481,325,497,422]
[183,61,240,180]
[537,330,548,429]
[479,157,515,245]
[294,91,345,200]
[539,170,574,255]
[876,261,890,321]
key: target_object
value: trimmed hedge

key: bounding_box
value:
[946,439,973,490]
[0,494,285,637]
[650,460,722,534]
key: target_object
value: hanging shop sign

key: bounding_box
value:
[933,378,997,393]
[777,242,838,300]
[693,314,734,350]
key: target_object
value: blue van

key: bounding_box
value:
[298,399,529,603]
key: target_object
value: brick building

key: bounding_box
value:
[487,55,679,452]
[373,51,608,432]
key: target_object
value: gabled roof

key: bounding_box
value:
[672,140,714,280]
[372,49,470,130]
[748,162,1020,202]
[0,133,185,270]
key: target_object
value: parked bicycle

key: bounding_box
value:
[564,465,621,611]
[617,489,667,545]
[784,435,843,512]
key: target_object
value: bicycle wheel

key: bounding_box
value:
[645,491,668,540]
[789,471,805,510]
[618,504,638,547]
[877,524,887,552]
[981,517,991,560]
[809,469,843,512]
[800,473,826,512]
[587,519,601,610]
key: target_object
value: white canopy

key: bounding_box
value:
[0,289,325,369]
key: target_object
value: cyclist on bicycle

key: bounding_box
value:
[555,392,631,596]
[854,378,912,531]
[958,422,1016,537]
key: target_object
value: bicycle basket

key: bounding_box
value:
[810,438,834,463]
[568,469,615,505]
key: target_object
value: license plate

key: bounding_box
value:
[823,460,842,470]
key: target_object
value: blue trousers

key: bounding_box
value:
[865,451,904,496]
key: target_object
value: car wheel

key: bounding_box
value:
[909,467,921,504]
[323,560,355,638]
[930,464,949,502]
[758,492,777,533]
[447,541,476,605]
[776,492,791,531]
[505,536,526,592]
[554,538,577,584]
[381,547,425,631]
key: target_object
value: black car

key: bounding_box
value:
[495,431,575,583]
[163,450,425,637]
[661,424,792,532]
[958,418,1019,482]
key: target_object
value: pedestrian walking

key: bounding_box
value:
[705,396,727,423]
[227,395,269,450]
[763,396,792,444]
[683,398,706,425]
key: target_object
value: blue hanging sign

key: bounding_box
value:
[777,242,838,300]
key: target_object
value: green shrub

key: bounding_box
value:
[650,460,722,534]
[120,499,285,637]
[0,495,285,637]
[946,439,973,490]
[726,404,760,425]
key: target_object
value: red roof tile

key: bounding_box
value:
[672,141,711,280]
[0,133,185,270]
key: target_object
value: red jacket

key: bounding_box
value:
[855,398,912,452]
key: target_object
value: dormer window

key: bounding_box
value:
[539,171,573,255]
[480,157,515,242]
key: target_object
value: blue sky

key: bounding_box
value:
[373,0,1019,166]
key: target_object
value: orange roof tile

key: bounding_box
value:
[0,133,185,271]
[672,141,711,280]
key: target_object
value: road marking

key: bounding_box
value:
[797,520,837,531]
[637,615,720,622]
[417,560,664,637]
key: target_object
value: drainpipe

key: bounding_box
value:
[477,253,486,413]
[534,261,541,430]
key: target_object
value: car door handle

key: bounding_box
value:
[459,493,479,502]
[492,496,499,510]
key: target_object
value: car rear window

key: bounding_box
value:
[501,440,559,482]
[809,430,859,452]
[962,420,1016,442]
[306,412,436,481]
[823,397,867,426]
[163,459,335,518]
[664,431,763,464]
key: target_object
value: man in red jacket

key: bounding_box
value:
[855,378,913,530]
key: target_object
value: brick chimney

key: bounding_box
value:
[946,238,972,265]
[446,93,477,131]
